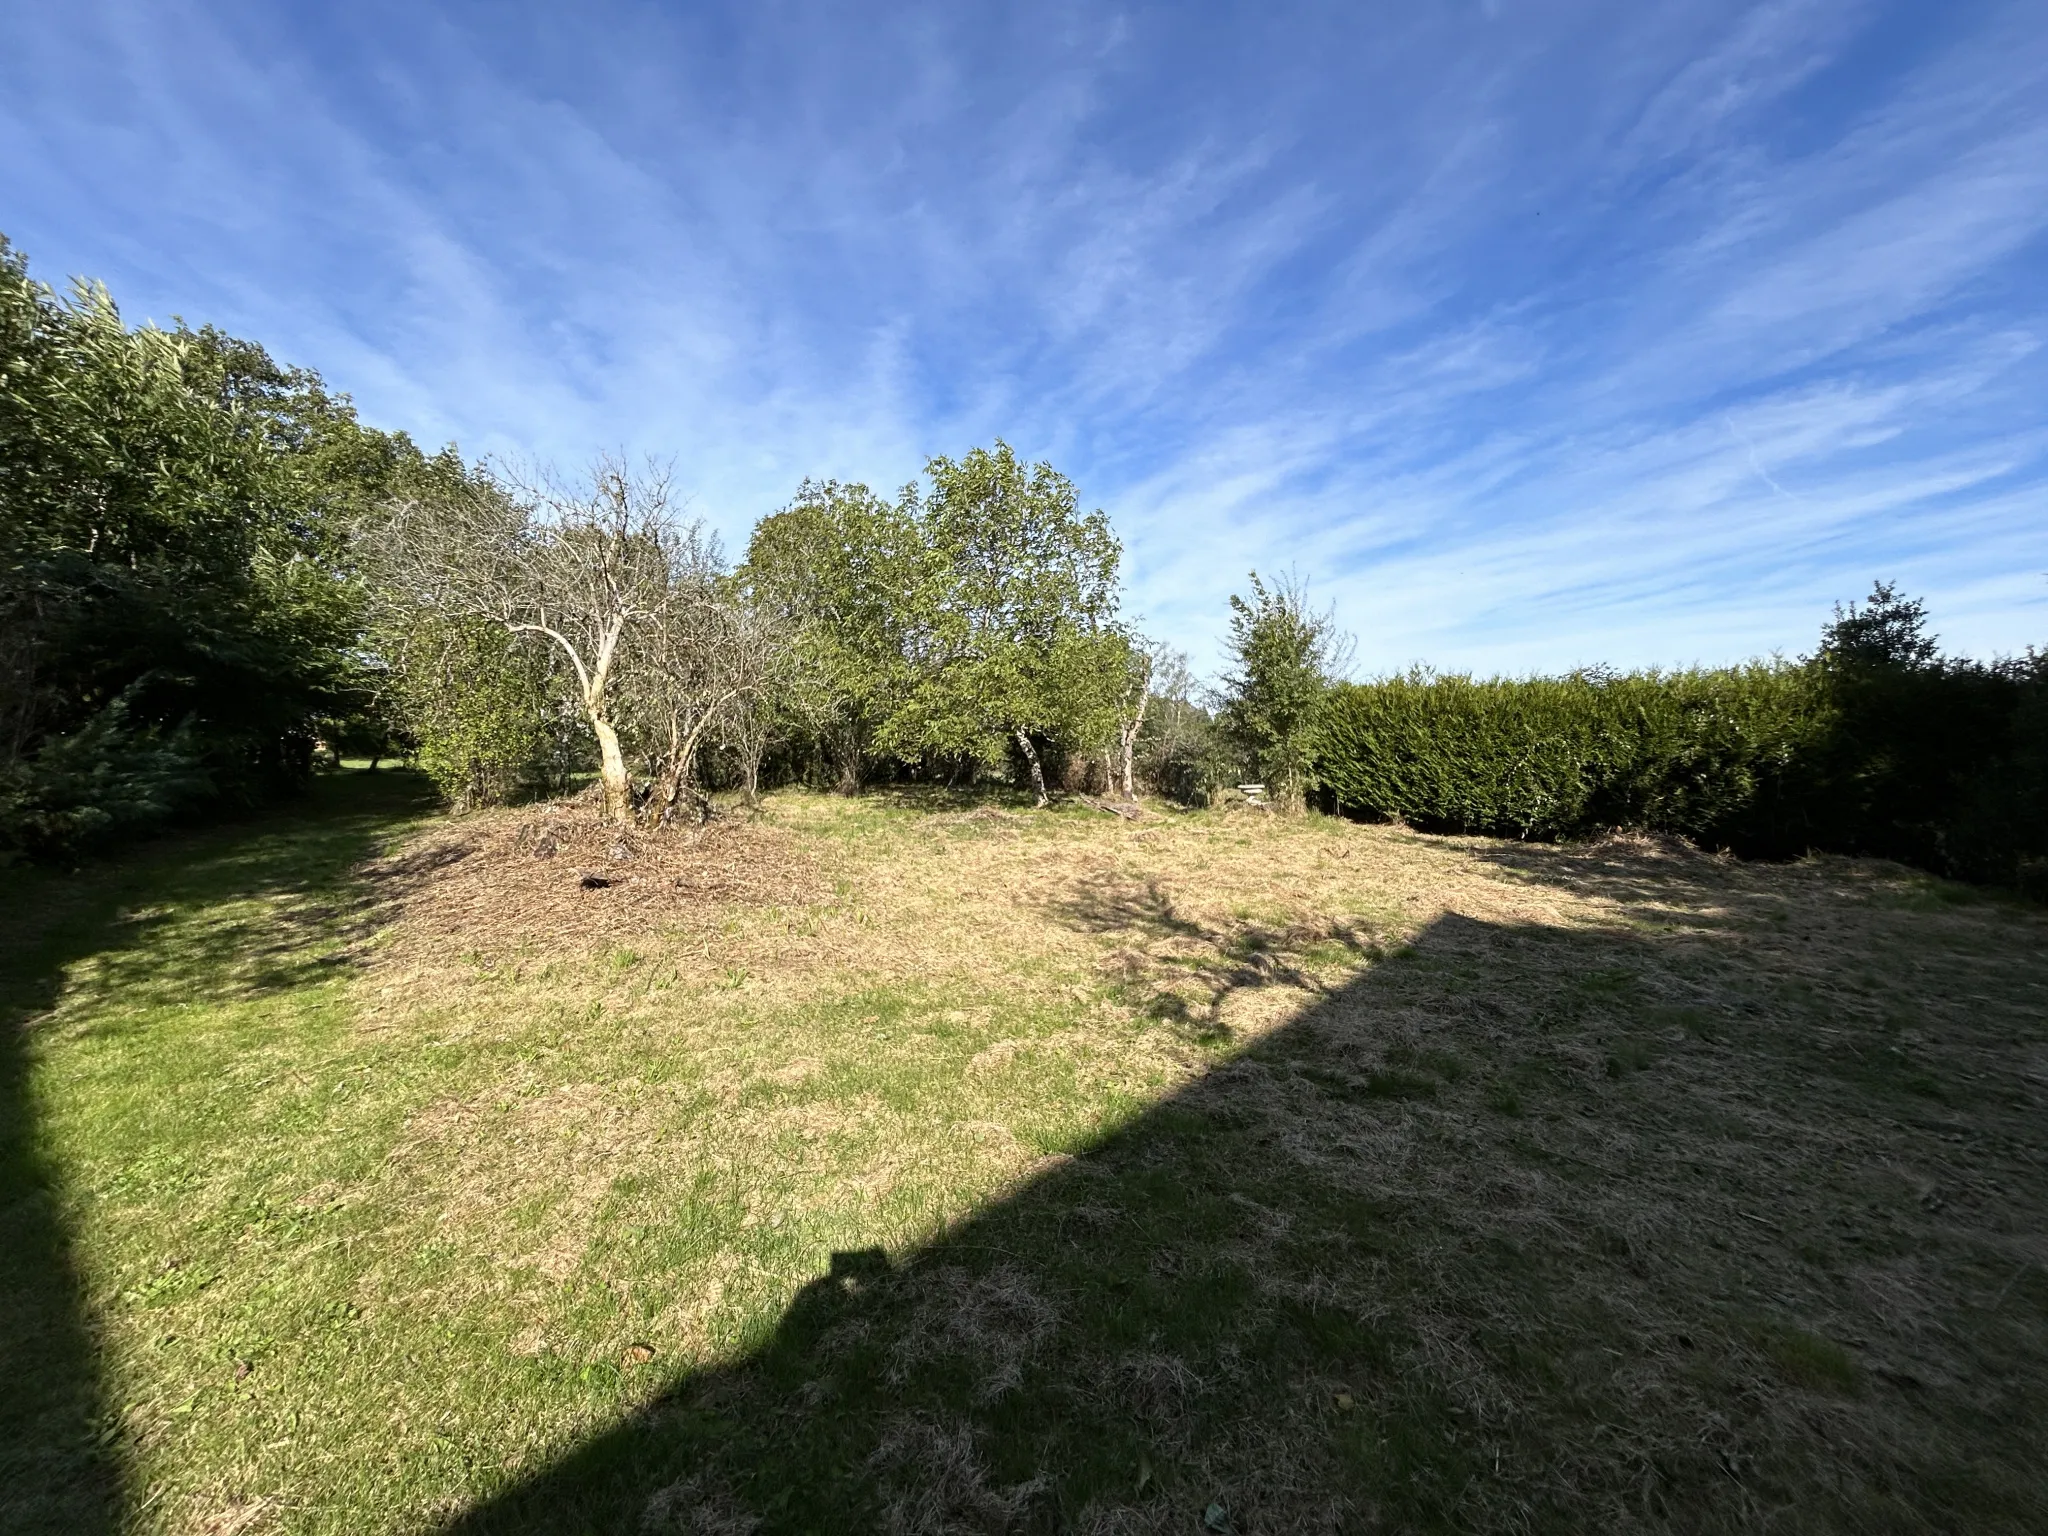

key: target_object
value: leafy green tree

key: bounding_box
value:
[389,614,571,809]
[742,480,939,791]
[907,442,1123,805]
[0,235,409,857]
[1811,580,2013,866]
[1219,571,1346,811]
[1820,580,1939,670]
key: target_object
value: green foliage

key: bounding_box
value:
[1807,583,2024,870]
[1930,651,2048,896]
[1316,583,2046,889]
[0,234,432,856]
[1219,572,1343,809]
[1134,652,1235,805]
[742,444,1131,798]
[0,694,213,864]
[1317,665,1827,847]
[386,616,575,810]
[905,442,1124,782]
[743,480,939,789]
[1820,580,1939,669]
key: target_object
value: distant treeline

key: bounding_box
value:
[3,236,2042,894]
[1315,591,2048,896]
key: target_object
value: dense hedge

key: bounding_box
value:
[1315,655,2047,893]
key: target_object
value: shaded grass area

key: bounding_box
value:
[0,770,439,1533]
[4,777,2046,1532]
[448,846,2048,1534]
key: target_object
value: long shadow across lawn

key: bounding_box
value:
[0,770,437,1535]
[442,842,2048,1534]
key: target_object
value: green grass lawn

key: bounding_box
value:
[4,769,2046,1534]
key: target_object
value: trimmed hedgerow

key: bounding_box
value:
[1315,665,1826,851]
[1315,656,2046,886]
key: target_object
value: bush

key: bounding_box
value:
[1314,652,2047,890]
[1315,665,1825,850]
[1942,653,2048,896]
[388,616,582,810]
[0,695,213,864]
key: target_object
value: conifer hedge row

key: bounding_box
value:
[1314,656,2048,893]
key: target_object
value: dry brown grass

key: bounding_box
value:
[21,775,2042,1534]
[350,790,2048,1531]
[359,797,822,960]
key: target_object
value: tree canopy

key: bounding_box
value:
[0,236,440,858]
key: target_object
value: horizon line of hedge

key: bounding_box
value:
[1312,654,2047,895]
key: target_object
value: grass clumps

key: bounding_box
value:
[5,769,2048,1533]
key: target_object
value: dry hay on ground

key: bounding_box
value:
[357,799,821,959]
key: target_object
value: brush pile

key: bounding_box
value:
[360,799,821,952]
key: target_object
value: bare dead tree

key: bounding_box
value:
[621,543,742,826]
[1115,641,1160,802]
[716,592,799,807]
[363,455,694,824]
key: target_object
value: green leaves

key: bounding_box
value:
[743,444,1133,791]
[0,235,437,856]
[1218,572,1343,810]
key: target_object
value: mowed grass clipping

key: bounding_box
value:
[4,771,2047,1534]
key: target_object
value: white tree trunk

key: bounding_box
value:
[1014,727,1049,808]
[1119,684,1150,800]
[591,714,632,824]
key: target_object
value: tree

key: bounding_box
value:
[909,442,1123,806]
[742,480,938,792]
[1111,639,1186,801]
[364,457,695,824]
[387,613,569,809]
[613,530,776,826]
[1,236,400,857]
[1218,571,1347,811]
[709,585,801,807]
[1821,581,1939,671]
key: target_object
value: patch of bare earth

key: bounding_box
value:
[356,798,822,962]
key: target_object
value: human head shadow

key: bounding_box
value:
[435,841,2044,1534]
[0,769,436,1534]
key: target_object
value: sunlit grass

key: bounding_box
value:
[4,772,2046,1533]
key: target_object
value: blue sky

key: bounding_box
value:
[3,0,2044,677]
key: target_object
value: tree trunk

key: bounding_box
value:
[591,714,632,824]
[832,726,862,795]
[1119,684,1149,801]
[1014,727,1049,808]
[654,692,739,826]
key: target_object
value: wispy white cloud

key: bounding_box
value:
[0,0,2041,675]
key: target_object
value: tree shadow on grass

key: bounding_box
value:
[438,843,2048,1534]
[0,770,438,1535]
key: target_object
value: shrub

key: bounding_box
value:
[0,695,213,864]
[388,616,580,810]
[1315,665,1824,849]
[1314,644,2047,892]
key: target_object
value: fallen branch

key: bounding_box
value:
[1077,794,1145,821]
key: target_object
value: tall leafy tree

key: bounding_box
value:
[1219,571,1346,811]
[908,442,1123,805]
[0,235,402,856]
[742,480,940,791]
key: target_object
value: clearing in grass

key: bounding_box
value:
[3,768,2045,1534]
